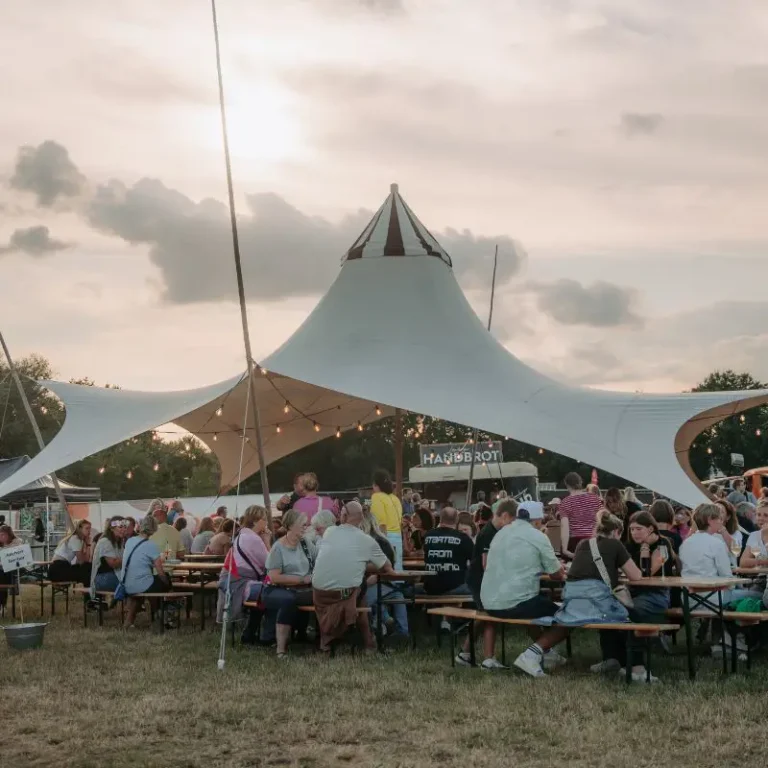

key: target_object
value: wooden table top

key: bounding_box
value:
[379,571,435,581]
[733,566,768,575]
[165,562,223,572]
[627,576,749,589]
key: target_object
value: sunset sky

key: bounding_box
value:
[1,0,767,395]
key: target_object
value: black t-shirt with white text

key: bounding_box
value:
[423,526,474,594]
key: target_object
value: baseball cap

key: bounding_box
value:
[517,501,545,520]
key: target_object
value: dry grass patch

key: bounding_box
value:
[1,585,767,767]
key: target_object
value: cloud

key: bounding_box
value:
[0,225,71,257]
[619,112,664,137]
[9,140,87,207]
[528,278,643,328]
[84,170,526,303]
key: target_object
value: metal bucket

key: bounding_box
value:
[3,622,48,650]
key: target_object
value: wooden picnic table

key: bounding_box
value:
[402,560,426,570]
[165,562,223,630]
[183,554,225,561]
[733,566,768,575]
[375,570,435,651]
[627,576,750,680]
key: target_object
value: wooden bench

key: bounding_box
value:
[40,581,78,616]
[74,587,193,633]
[666,607,768,672]
[427,606,679,683]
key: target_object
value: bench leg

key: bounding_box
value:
[65,586,70,615]
[160,600,166,634]
[565,633,572,659]
[98,599,105,628]
[376,579,384,653]
[501,624,506,666]
[681,588,696,681]
[51,586,55,616]
[185,595,191,620]
[40,582,44,616]
[645,637,652,683]
[450,621,456,668]
[729,624,738,674]
[200,590,206,631]
[83,597,88,628]
[625,634,632,684]
[717,591,727,675]
[468,618,477,667]
[12,587,16,619]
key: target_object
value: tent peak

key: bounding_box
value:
[343,186,452,267]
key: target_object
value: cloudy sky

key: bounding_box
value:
[1,0,767,395]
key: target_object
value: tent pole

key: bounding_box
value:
[210,0,271,510]
[0,330,73,530]
[465,245,499,512]
[394,408,404,498]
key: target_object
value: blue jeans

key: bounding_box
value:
[387,532,404,571]
[366,584,409,636]
[247,581,265,602]
[263,586,313,626]
[94,572,119,592]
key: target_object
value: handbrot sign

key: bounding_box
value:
[420,442,503,467]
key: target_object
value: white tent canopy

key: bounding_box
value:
[2,184,767,508]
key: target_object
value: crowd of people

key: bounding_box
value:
[1,469,767,675]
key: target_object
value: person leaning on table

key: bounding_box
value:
[120,516,171,629]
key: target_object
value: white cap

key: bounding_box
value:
[517,500,545,520]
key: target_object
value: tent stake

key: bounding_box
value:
[0,330,73,530]
[210,0,271,510]
[465,245,499,512]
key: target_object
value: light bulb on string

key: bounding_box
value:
[126,470,133,480]
[757,429,762,437]
[276,425,281,434]
[261,367,268,376]
[284,402,290,414]
[40,405,48,415]
[98,466,105,475]
[212,433,218,442]
[468,438,474,445]
[357,421,363,432]
[538,448,544,455]
[313,422,320,433]
[707,447,713,455]
[336,427,342,438]
[488,441,493,448]
[375,405,382,416]
[215,406,223,417]
[740,415,746,423]
[153,463,159,472]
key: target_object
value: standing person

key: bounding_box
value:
[174,517,193,555]
[456,499,517,670]
[727,478,756,507]
[277,474,304,513]
[262,510,316,657]
[149,503,184,559]
[292,473,335,522]
[457,512,477,540]
[480,501,568,677]
[212,505,228,519]
[370,469,404,571]
[470,491,491,518]
[604,488,627,523]
[121,516,170,629]
[0,524,24,612]
[422,507,474,597]
[90,517,128,594]
[559,472,603,559]
[312,501,392,652]
[401,488,414,517]
[623,487,644,514]
[167,500,184,526]
[49,520,92,586]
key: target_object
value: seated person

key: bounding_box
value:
[90,517,128,595]
[150,505,184,559]
[205,519,235,556]
[457,512,477,540]
[262,510,316,658]
[741,502,768,568]
[312,501,393,652]
[191,517,215,553]
[0,524,24,611]
[174,517,194,555]
[422,507,473,596]
[480,501,568,677]
[306,509,337,545]
[409,507,434,553]
[49,520,93,586]
[120,516,170,628]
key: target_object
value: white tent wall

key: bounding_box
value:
[1,186,766,509]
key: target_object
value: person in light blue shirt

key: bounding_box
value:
[480,501,568,678]
[120,516,169,628]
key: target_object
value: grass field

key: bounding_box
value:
[2,585,767,768]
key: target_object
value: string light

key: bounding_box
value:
[468,438,474,445]
[40,405,48,415]
[98,467,105,475]
[126,470,133,480]
[375,405,382,416]
[213,433,218,442]
[283,402,290,414]
[336,427,342,438]
[215,406,223,417]
[357,421,363,432]
[276,425,281,434]
[488,441,493,448]
[740,415,746,423]
[538,448,544,455]
[757,429,762,437]
[707,447,713,455]
[314,422,320,433]
[153,463,159,472]
[261,368,268,376]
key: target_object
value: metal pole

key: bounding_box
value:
[0,330,73,530]
[210,0,271,510]
[394,408,404,498]
[465,245,499,512]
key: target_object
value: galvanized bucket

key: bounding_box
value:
[3,622,48,650]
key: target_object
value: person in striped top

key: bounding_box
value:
[559,472,603,559]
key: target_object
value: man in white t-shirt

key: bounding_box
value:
[312,501,393,651]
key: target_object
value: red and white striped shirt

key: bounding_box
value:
[559,492,602,538]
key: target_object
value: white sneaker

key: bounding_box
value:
[454,651,473,667]
[619,668,661,684]
[590,658,621,674]
[481,657,509,671]
[513,651,546,678]
[542,650,567,670]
